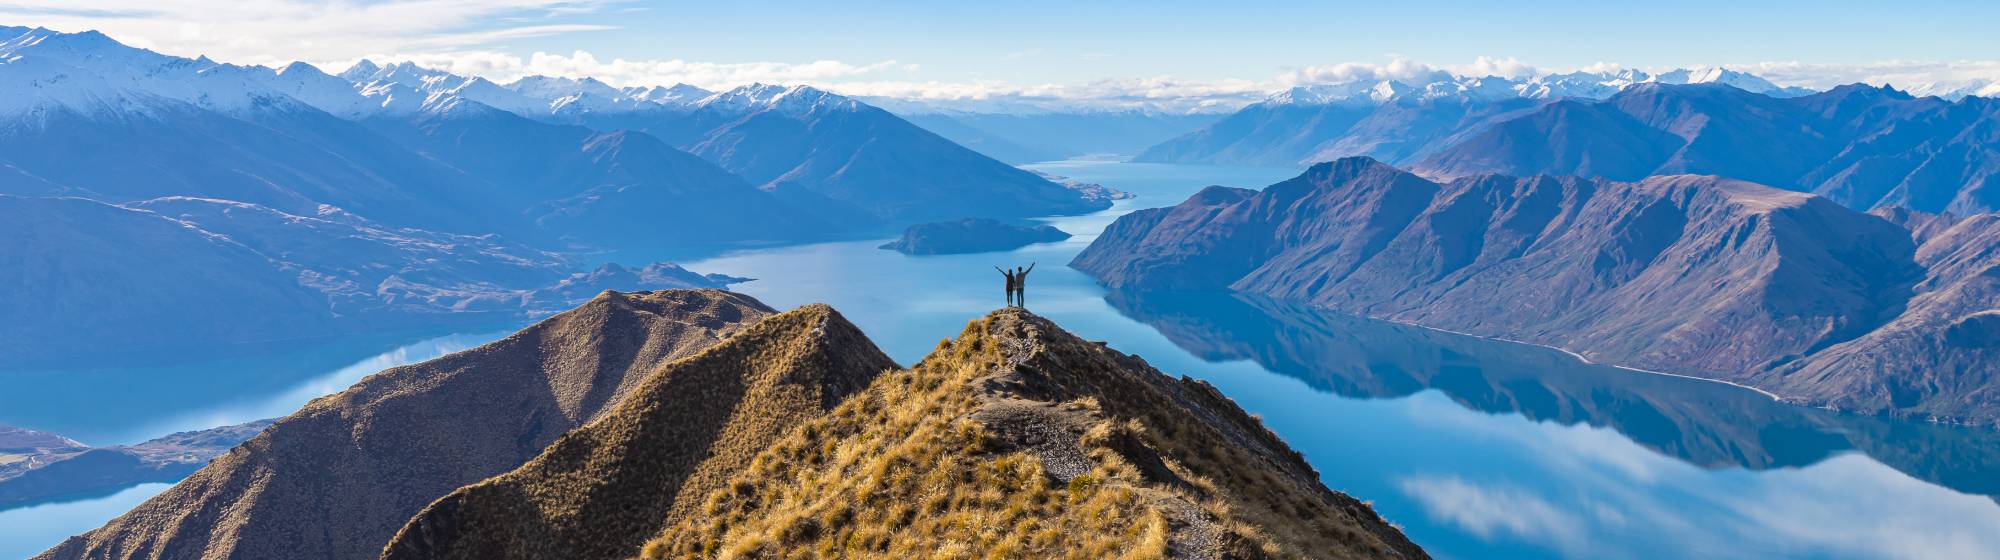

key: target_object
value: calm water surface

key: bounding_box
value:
[2,160,1996,559]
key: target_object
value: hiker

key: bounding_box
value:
[1014,263,1035,308]
[996,266,1018,307]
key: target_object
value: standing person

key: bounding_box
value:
[1015,263,1035,308]
[996,266,1018,307]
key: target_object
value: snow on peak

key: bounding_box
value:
[1648,67,1814,97]
[506,75,621,100]
[700,83,861,116]
[1269,67,1823,107]
[338,59,382,82]
[628,83,712,106]
[1899,79,2000,100]
[1266,82,1387,105]
[0,27,312,117]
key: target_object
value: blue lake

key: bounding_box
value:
[3,160,1997,559]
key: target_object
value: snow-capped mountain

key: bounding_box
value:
[1650,66,1816,97]
[331,59,723,119]
[1253,66,1814,109]
[0,27,310,117]
[626,83,713,105]
[1899,79,2000,100]
[693,82,864,117]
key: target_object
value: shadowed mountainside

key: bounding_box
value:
[382,304,898,560]
[382,308,1425,560]
[566,85,1111,226]
[1416,84,2000,214]
[36,290,774,560]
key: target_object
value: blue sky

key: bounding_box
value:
[516,0,2000,82]
[5,0,1999,102]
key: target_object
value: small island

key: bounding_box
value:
[879,218,1072,255]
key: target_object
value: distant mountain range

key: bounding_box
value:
[1414,83,2000,215]
[0,26,1109,364]
[322,61,1107,225]
[1075,158,2000,426]
[1134,67,1813,166]
[0,25,1107,237]
[40,293,1427,559]
[1141,74,2000,215]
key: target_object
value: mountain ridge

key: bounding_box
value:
[380,306,1426,559]
[1075,158,1995,425]
[36,290,778,560]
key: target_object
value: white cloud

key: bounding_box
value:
[1282,56,1450,86]
[1398,474,1591,553]
[1725,60,2000,96]
[0,0,624,67]
[361,49,913,90]
[1454,56,1539,79]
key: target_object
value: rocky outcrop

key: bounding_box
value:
[36,290,774,560]
[383,308,1424,560]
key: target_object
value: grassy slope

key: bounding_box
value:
[37,289,774,560]
[382,304,899,559]
[387,308,1424,560]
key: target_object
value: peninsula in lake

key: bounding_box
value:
[879,218,1072,255]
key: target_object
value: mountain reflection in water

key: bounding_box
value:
[1104,290,2000,498]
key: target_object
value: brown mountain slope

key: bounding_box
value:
[38,289,774,560]
[382,303,897,560]
[1072,158,2000,425]
[1076,158,1922,379]
[1767,212,2000,422]
[384,308,1424,560]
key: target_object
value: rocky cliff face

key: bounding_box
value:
[36,290,774,560]
[1075,158,2000,425]
[382,308,1424,560]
